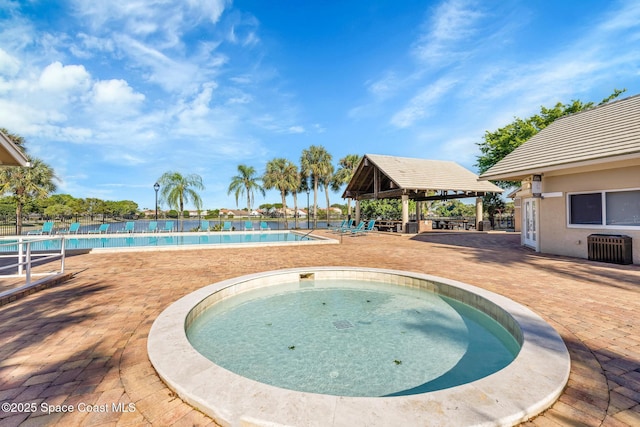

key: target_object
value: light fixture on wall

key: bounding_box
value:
[532,175,542,198]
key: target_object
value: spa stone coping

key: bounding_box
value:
[148,267,570,427]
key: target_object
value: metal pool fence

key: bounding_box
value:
[0,217,348,236]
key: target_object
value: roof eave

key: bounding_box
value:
[480,151,640,182]
[0,131,29,167]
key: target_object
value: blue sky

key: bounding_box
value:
[1,0,639,211]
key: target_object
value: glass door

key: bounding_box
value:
[523,198,539,250]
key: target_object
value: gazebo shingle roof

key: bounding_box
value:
[344,154,502,201]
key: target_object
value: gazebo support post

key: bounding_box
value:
[401,194,409,232]
[355,199,361,226]
[476,197,483,230]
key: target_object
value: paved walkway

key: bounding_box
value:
[0,231,639,426]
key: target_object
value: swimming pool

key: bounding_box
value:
[0,231,335,253]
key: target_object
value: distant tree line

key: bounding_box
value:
[0,194,139,220]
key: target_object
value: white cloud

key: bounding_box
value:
[71,33,116,58]
[59,126,93,142]
[350,1,491,124]
[438,135,479,165]
[92,79,145,106]
[105,152,147,166]
[598,1,640,32]
[38,61,91,93]
[228,26,260,48]
[70,0,230,44]
[412,0,485,64]
[230,74,253,85]
[178,82,216,121]
[171,82,256,147]
[115,34,226,94]
[390,77,457,128]
[0,15,36,55]
[225,12,260,47]
[0,48,21,76]
[64,0,232,97]
[0,99,50,133]
[243,32,260,47]
[312,123,325,133]
[226,93,252,104]
[288,126,305,134]
[188,0,229,24]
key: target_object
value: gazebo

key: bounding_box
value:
[342,154,503,232]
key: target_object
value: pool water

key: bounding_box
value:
[187,279,520,397]
[0,232,314,252]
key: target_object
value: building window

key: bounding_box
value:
[568,189,640,227]
[569,193,602,225]
[606,190,640,226]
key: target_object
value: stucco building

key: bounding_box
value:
[480,94,640,264]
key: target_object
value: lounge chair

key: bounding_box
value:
[332,219,355,232]
[259,221,270,231]
[245,221,254,231]
[335,219,355,233]
[352,220,376,236]
[222,221,233,231]
[343,221,364,234]
[145,221,158,233]
[159,221,173,232]
[58,222,81,234]
[117,221,135,233]
[200,220,210,231]
[27,221,54,235]
[330,219,347,232]
[88,223,110,234]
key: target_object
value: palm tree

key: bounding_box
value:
[298,177,311,228]
[289,168,302,229]
[300,145,332,228]
[262,158,298,230]
[331,154,362,221]
[228,165,265,213]
[320,164,335,226]
[0,156,57,235]
[157,171,205,231]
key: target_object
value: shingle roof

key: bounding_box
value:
[344,154,502,199]
[0,131,29,167]
[480,94,640,180]
[368,154,501,192]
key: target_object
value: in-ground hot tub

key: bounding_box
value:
[148,267,570,426]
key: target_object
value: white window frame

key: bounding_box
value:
[567,187,640,229]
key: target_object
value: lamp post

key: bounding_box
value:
[154,182,160,221]
[306,187,310,230]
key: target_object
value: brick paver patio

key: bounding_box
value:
[0,231,639,426]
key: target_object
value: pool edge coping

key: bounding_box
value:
[148,267,570,427]
[0,230,338,254]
